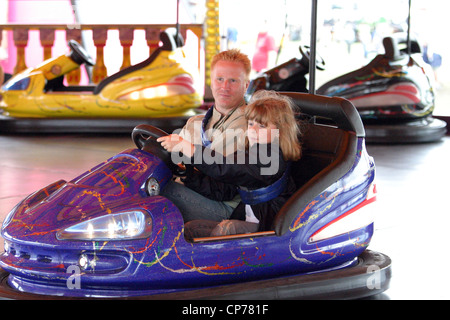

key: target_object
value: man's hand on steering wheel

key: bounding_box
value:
[131,124,186,176]
[157,134,195,158]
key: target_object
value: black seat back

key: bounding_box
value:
[273,93,361,235]
[290,124,351,189]
[383,36,402,61]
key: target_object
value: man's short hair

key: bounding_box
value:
[211,49,251,80]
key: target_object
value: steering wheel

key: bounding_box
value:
[68,40,95,66]
[132,124,186,176]
[299,45,325,71]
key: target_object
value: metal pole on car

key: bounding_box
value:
[176,0,180,41]
[406,0,412,55]
[309,0,318,95]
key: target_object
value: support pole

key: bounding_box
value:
[309,0,318,95]
[406,0,412,55]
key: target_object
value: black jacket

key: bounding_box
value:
[182,143,296,231]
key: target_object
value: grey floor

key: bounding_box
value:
[1,132,450,299]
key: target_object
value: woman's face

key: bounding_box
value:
[247,119,278,146]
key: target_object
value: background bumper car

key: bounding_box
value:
[317,33,446,143]
[247,33,447,143]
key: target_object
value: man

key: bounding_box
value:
[161,49,251,223]
[179,48,251,155]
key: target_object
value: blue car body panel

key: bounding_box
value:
[1,93,377,298]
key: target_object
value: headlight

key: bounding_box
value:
[57,210,152,241]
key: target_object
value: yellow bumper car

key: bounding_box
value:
[0,29,203,133]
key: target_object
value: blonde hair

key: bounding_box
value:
[245,91,302,161]
[211,49,251,81]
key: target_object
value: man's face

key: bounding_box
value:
[210,60,249,113]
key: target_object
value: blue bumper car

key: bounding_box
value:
[0,92,390,299]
